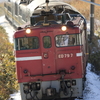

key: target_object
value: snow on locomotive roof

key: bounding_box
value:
[40,1,79,12]
[27,0,80,14]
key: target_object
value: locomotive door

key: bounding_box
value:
[40,32,56,75]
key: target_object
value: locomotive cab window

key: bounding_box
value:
[55,34,81,47]
[15,37,39,50]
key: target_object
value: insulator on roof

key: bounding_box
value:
[46,0,49,3]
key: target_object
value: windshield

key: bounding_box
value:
[15,37,39,50]
[55,34,81,47]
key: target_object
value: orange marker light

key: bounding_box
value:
[61,26,67,31]
[26,28,31,34]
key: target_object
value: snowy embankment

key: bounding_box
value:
[83,63,100,100]
[0,16,100,100]
[9,91,21,100]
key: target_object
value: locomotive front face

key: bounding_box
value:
[14,24,85,100]
[15,26,83,82]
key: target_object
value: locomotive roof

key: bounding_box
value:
[39,2,79,13]
[5,0,80,14]
[27,0,80,14]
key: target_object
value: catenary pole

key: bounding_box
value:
[90,0,95,42]
[81,0,95,42]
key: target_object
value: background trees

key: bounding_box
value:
[0,26,18,100]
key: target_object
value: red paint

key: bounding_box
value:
[14,21,87,83]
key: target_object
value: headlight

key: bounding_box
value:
[61,26,67,31]
[26,28,31,34]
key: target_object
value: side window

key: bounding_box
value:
[15,37,39,50]
[19,7,22,16]
[43,36,51,48]
[22,11,26,21]
[15,3,18,15]
[4,3,7,8]
[8,6,11,12]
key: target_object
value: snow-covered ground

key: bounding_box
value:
[83,63,100,100]
[0,16,100,100]
[9,91,21,100]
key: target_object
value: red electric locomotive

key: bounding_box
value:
[14,1,88,100]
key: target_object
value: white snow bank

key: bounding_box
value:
[83,63,100,100]
[9,91,21,100]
